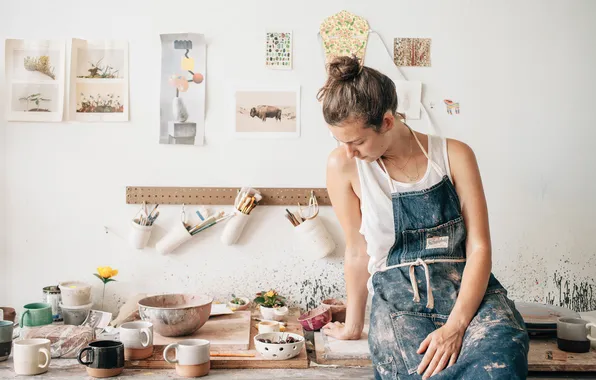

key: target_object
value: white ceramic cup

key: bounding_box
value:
[129,221,153,250]
[120,321,154,349]
[13,338,51,375]
[164,339,210,365]
[258,321,281,334]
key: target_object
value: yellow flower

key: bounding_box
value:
[265,290,275,298]
[97,266,118,279]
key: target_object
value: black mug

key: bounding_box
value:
[77,340,124,378]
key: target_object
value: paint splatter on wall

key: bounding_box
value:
[546,271,596,312]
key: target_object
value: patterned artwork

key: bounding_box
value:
[265,31,292,69]
[319,10,370,66]
[394,38,432,67]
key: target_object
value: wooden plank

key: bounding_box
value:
[528,339,596,371]
[314,332,372,367]
[313,334,596,371]
[126,308,308,369]
[152,311,251,351]
[126,186,330,206]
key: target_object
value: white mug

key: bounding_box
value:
[164,339,210,377]
[164,339,210,365]
[258,321,281,334]
[120,321,153,349]
[13,338,51,375]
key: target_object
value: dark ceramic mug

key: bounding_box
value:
[557,317,596,353]
[77,340,124,378]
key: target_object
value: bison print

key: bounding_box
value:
[250,105,282,122]
[234,89,299,137]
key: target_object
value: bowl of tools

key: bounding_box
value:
[138,294,213,337]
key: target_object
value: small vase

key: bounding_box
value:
[172,97,188,122]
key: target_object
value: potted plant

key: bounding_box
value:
[254,290,288,321]
[227,294,250,311]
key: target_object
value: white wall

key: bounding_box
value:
[1,0,595,314]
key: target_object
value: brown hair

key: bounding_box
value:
[317,55,398,132]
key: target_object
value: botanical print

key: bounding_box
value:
[69,39,129,122]
[76,82,124,113]
[11,83,59,113]
[159,33,206,146]
[4,39,65,121]
[394,38,432,67]
[319,10,370,66]
[234,87,300,139]
[265,31,292,69]
[23,56,55,79]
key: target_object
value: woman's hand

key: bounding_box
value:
[417,322,465,379]
[322,321,362,340]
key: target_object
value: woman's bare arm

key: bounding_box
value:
[323,147,370,339]
[445,139,492,330]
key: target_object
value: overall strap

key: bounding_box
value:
[409,127,445,177]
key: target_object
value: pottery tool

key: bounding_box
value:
[285,209,302,227]
[210,352,255,357]
[234,187,262,215]
[188,211,232,236]
[298,191,320,220]
[133,203,160,226]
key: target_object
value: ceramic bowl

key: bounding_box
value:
[138,294,212,337]
[254,332,304,360]
[227,297,250,311]
[298,305,332,331]
[58,281,92,307]
[321,299,347,323]
[60,302,92,326]
[259,305,289,322]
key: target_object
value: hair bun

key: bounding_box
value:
[328,55,362,81]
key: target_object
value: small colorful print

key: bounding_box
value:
[444,99,460,115]
[266,31,292,69]
[394,38,431,67]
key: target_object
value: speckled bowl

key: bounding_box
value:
[298,305,332,331]
[138,294,212,337]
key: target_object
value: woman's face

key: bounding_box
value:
[328,114,394,162]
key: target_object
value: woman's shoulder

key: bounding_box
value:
[445,137,475,163]
[327,145,357,175]
[444,137,478,186]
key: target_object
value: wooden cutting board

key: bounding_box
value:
[314,330,372,367]
[152,310,251,351]
[314,331,596,371]
[126,308,308,369]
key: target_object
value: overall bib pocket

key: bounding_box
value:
[402,216,465,260]
[390,311,449,375]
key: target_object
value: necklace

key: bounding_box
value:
[395,133,413,170]
[388,132,420,182]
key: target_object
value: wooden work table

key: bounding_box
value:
[1,332,596,378]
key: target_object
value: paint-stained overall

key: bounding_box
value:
[369,173,529,379]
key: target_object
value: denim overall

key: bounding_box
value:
[369,131,529,379]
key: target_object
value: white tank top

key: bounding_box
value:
[355,134,453,293]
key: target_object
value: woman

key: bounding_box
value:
[320,56,529,379]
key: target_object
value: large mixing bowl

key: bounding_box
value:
[137,294,213,337]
